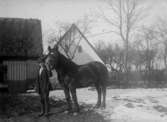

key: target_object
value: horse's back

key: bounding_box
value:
[75,61,108,87]
[86,61,108,84]
[89,61,108,76]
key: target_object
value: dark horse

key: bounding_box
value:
[45,46,108,113]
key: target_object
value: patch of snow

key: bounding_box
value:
[111,105,167,122]
[49,88,167,122]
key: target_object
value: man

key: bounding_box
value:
[36,58,51,116]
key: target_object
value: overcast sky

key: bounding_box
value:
[0,0,167,49]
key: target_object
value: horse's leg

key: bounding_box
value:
[95,83,101,108]
[44,93,49,116]
[70,84,79,113]
[101,85,106,108]
[58,72,72,112]
[63,86,72,112]
[39,95,45,116]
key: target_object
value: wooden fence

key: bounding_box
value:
[3,60,38,81]
[3,60,39,93]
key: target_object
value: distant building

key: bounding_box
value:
[0,17,43,93]
[56,24,104,64]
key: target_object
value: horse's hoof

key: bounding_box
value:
[44,113,49,117]
[94,104,101,109]
[73,112,78,116]
[64,110,73,114]
[38,112,44,117]
[84,108,90,112]
[64,110,69,114]
[101,105,106,109]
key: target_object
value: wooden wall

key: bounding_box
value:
[3,60,39,93]
[3,60,38,81]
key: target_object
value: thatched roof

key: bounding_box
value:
[0,17,43,59]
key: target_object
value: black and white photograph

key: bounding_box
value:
[0,0,167,122]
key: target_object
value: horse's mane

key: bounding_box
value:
[57,51,79,73]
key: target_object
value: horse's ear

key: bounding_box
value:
[54,45,59,52]
[48,46,52,53]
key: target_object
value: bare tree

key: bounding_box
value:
[101,0,144,81]
[47,22,70,46]
[132,37,146,72]
[135,27,158,82]
[155,18,167,69]
[47,15,93,59]
[95,41,125,72]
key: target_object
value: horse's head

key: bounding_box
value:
[45,45,59,71]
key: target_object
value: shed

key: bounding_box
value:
[0,17,43,93]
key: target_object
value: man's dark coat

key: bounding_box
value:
[36,66,51,95]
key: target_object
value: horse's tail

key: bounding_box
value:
[99,63,109,87]
[103,68,110,87]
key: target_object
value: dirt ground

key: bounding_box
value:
[1,88,167,122]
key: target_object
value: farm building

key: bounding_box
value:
[0,17,43,93]
[55,24,103,65]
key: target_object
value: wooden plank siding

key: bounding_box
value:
[26,60,39,80]
[3,60,38,81]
